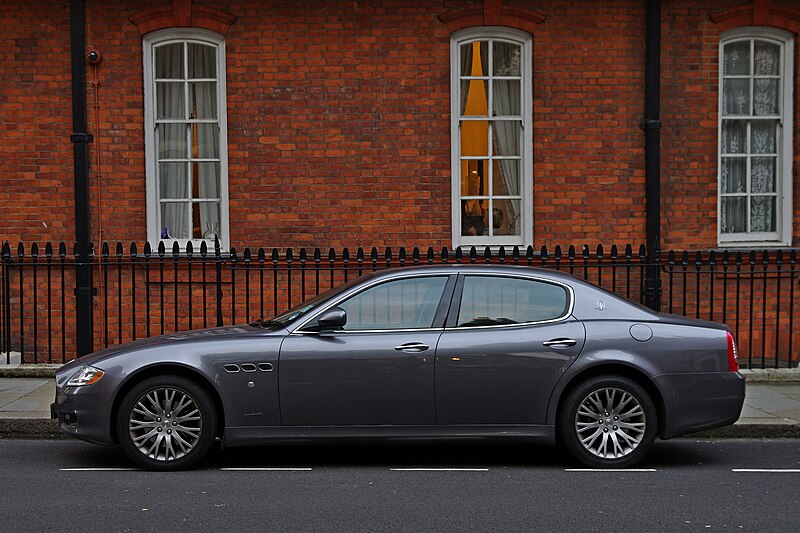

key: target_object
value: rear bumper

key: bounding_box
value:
[654,371,745,439]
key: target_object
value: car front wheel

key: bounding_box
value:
[116,375,217,470]
[558,375,657,468]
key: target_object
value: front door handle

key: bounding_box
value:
[394,342,430,352]
[542,338,577,348]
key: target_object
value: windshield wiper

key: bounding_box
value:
[249,318,282,329]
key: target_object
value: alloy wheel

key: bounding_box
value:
[128,386,203,462]
[575,386,646,460]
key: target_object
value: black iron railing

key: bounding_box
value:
[1,240,797,369]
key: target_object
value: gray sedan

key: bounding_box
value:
[53,265,745,470]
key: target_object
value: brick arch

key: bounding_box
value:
[129,0,237,36]
[711,0,800,34]
[438,0,545,34]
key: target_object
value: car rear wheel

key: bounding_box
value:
[116,375,217,470]
[558,375,657,468]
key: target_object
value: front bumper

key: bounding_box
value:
[52,373,120,445]
[654,371,746,439]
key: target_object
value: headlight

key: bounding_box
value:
[66,366,105,387]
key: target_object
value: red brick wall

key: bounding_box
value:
[661,0,800,249]
[0,0,797,251]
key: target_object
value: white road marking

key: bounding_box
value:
[60,468,140,471]
[565,468,658,472]
[221,467,312,471]
[390,468,489,472]
[732,469,800,473]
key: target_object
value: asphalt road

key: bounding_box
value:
[1,438,798,532]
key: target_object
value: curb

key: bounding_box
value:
[0,419,63,439]
[0,365,61,378]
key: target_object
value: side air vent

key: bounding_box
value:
[257,362,274,372]
[224,364,240,373]
[240,363,257,372]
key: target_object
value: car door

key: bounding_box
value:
[435,273,585,425]
[279,274,456,426]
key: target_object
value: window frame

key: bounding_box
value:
[447,274,574,331]
[450,27,533,249]
[717,27,794,247]
[143,28,230,250]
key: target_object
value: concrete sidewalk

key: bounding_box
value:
[0,368,799,439]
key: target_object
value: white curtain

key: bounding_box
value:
[156,42,220,240]
[491,43,521,234]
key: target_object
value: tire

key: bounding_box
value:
[557,375,657,468]
[116,375,217,471]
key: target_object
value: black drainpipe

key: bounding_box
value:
[641,0,662,311]
[70,0,94,356]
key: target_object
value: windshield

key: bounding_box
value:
[266,275,367,326]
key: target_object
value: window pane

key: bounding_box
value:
[492,121,521,156]
[750,196,776,232]
[720,157,746,194]
[720,197,747,233]
[754,41,779,75]
[194,162,221,199]
[492,199,521,236]
[192,124,219,159]
[156,82,185,120]
[193,202,221,240]
[492,80,521,116]
[460,41,488,77]
[721,120,746,154]
[493,42,521,76]
[461,80,489,116]
[723,41,750,76]
[188,43,216,79]
[339,277,448,331]
[158,124,187,159]
[493,159,520,196]
[751,120,776,154]
[189,82,217,119]
[751,157,775,193]
[461,200,487,236]
[723,79,750,115]
[155,43,183,79]
[753,79,778,115]
[461,162,487,196]
[458,276,568,327]
[160,202,189,240]
[460,121,488,156]
[159,162,188,199]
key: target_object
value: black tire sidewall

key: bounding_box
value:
[558,375,657,468]
[116,375,217,471]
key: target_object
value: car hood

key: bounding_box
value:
[58,324,268,374]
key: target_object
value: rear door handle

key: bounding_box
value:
[394,342,429,352]
[542,338,577,348]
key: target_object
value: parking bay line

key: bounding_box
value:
[60,468,141,471]
[390,468,489,472]
[565,468,658,472]
[221,467,312,471]
[732,469,800,473]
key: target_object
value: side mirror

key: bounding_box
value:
[315,307,347,331]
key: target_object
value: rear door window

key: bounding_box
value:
[456,275,569,327]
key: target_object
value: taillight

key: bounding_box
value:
[727,331,739,372]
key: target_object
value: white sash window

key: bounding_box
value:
[144,29,230,249]
[718,28,793,246]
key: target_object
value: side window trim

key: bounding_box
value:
[445,273,574,330]
[294,274,456,334]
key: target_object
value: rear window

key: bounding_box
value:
[457,275,569,327]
